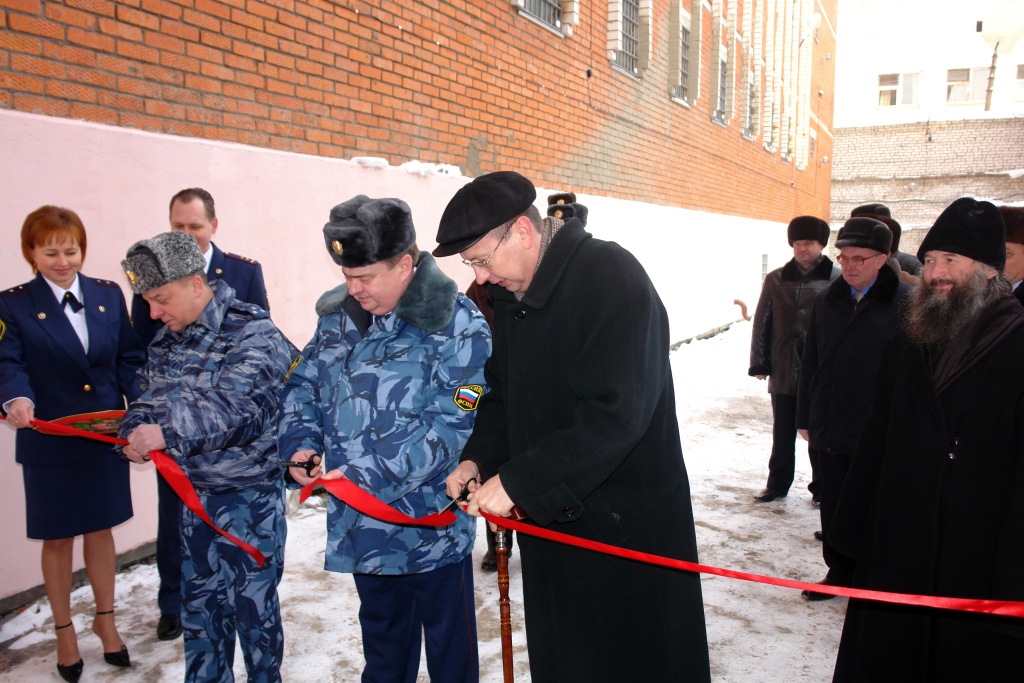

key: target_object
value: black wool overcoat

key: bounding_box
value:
[828,325,1024,682]
[461,219,711,683]
[796,265,911,454]
[749,256,840,395]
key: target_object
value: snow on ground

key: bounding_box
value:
[0,320,844,682]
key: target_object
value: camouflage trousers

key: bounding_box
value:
[180,480,287,683]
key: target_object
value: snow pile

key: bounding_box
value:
[399,160,463,177]
[350,156,389,169]
[0,323,844,682]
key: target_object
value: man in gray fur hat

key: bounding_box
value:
[118,231,295,683]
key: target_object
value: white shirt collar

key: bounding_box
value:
[203,244,214,274]
[43,273,83,304]
[1013,280,1021,292]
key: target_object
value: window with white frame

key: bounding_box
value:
[878,72,919,107]
[608,0,651,77]
[946,67,989,103]
[522,0,562,30]
[1016,64,1024,100]
[668,0,701,104]
[714,58,728,122]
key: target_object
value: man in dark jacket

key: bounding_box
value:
[999,206,1024,307]
[829,197,1024,682]
[435,172,711,683]
[749,216,839,503]
[796,217,911,600]
[852,203,922,276]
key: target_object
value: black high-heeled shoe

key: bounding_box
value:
[54,622,84,683]
[95,610,131,668]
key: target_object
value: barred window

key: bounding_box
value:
[615,0,640,74]
[523,0,562,30]
[714,59,727,121]
[674,26,691,100]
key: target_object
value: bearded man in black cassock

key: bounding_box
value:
[829,197,1024,682]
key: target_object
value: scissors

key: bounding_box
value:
[440,477,477,514]
[280,454,322,479]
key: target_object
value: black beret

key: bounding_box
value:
[787,216,830,247]
[917,197,1005,270]
[547,202,588,226]
[999,206,1024,245]
[835,217,892,254]
[851,203,891,219]
[323,195,416,268]
[433,171,537,257]
[548,192,576,205]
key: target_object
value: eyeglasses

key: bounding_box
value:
[461,224,512,269]
[836,254,884,266]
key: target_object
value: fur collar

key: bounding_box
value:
[314,252,458,333]
[781,255,836,282]
[824,260,901,305]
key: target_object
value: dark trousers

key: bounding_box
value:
[157,472,183,616]
[766,393,819,495]
[353,555,479,683]
[817,448,855,584]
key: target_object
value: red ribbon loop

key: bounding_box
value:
[6,416,266,569]
[300,478,458,527]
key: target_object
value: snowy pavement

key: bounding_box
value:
[0,320,845,682]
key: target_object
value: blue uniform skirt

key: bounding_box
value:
[22,449,133,540]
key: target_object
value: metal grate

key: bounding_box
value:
[614,0,640,74]
[523,0,562,30]
[714,59,727,120]
[674,26,690,99]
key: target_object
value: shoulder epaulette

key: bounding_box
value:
[224,252,259,265]
[2,284,29,299]
[93,278,120,288]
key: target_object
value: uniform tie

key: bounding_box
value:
[62,291,84,313]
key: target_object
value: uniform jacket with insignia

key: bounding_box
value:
[0,273,145,465]
[277,253,491,575]
[131,242,269,349]
[120,280,294,491]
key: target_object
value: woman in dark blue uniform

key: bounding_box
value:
[0,206,145,682]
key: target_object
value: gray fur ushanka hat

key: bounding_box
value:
[121,231,206,294]
[323,195,416,268]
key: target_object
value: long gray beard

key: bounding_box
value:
[903,269,1011,353]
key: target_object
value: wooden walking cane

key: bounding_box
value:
[496,505,529,683]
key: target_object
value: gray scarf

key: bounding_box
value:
[515,216,564,301]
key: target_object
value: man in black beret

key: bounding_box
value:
[749,216,839,507]
[827,197,1024,680]
[852,202,922,276]
[999,206,1024,306]
[278,196,491,683]
[437,172,711,683]
[796,216,911,600]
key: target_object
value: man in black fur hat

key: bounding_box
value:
[852,202,922,276]
[828,197,1024,681]
[999,206,1024,307]
[796,217,911,600]
[749,216,839,505]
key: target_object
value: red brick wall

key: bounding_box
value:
[0,0,836,222]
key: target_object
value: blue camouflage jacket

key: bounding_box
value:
[120,280,295,492]
[278,254,490,575]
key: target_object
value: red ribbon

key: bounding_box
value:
[3,416,266,569]
[300,478,458,527]
[479,511,1024,618]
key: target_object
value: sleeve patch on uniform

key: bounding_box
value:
[285,355,302,382]
[0,318,5,342]
[454,384,483,411]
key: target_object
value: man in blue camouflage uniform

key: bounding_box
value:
[279,196,490,683]
[117,231,294,683]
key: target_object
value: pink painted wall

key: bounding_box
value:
[0,109,790,602]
